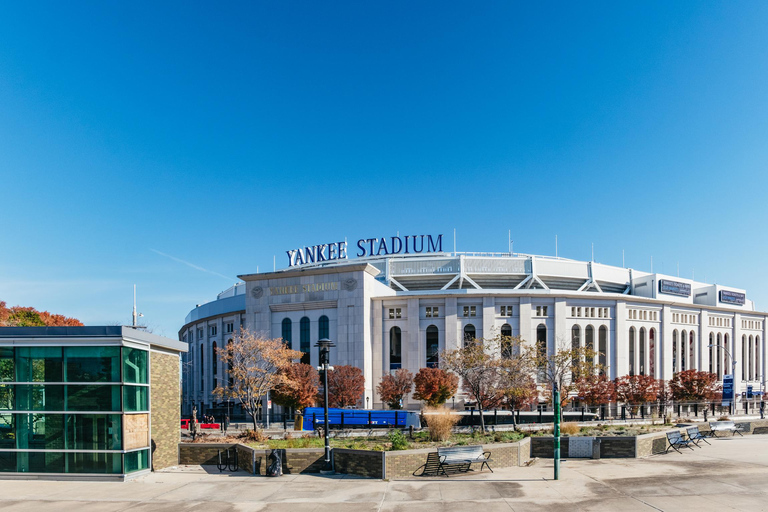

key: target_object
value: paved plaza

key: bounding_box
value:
[1,435,767,511]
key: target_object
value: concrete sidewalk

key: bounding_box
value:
[1,436,768,511]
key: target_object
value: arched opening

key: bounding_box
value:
[716,333,722,379]
[227,339,233,389]
[200,343,204,392]
[743,335,748,380]
[680,330,687,371]
[649,328,656,376]
[724,333,730,376]
[585,325,595,369]
[501,324,513,358]
[300,317,310,365]
[749,335,754,381]
[426,325,439,368]
[689,331,695,371]
[282,318,292,349]
[673,330,678,373]
[755,336,761,383]
[639,328,646,376]
[709,333,714,374]
[390,326,402,370]
[463,324,476,347]
[319,315,329,339]
[629,327,636,376]
[536,324,547,382]
[598,325,607,374]
[571,325,581,380]
[212,341,218,388]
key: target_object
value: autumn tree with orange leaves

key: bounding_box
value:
[323,365,365,408]
[376,369,413,409]
[576,374,615,407]
[614,374,660,415]
[412,367,459,407]
[272,363,320,410]
[0,301,82,327]
[669,370,720,403]
[213,329,302,430]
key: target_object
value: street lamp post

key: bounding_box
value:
[315,338,335,473]
[708,344,737,414]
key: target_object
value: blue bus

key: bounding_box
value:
[301,408,420,430]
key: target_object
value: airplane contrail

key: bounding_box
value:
[150,249,235,282]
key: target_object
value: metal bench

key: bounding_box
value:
[666,431,694,454]
[435,445,493,477]
[709,421,746,437]
[686,426,711,446]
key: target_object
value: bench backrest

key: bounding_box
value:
[437,445,484,459]
[710,421,735,429]
[667,431,683,442]
[686,427,700,436]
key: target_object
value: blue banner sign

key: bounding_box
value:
[719,290,746,306]
[722,375,734,406]
[286,234,443,267]
[658,279,691,297]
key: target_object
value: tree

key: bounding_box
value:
[0,302,83,327]
[213,329,301,430]
[324,365,365,408]
[531,337,601,407]
[501,375,538,412]
[614,374,660,416]
[669,370,720,403]
[413,367,458,407]
[441,334,529,432]
[376,369,413,409]
[272,363,319,410]
[575,374,615,408]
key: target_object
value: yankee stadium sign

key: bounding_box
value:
[286,234,443,267]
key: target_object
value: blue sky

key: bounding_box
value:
[1,2,767,337]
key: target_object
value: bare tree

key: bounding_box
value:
[532,336,602,407]
[213,328,302,430]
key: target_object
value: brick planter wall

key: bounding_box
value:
[334,449,384,478]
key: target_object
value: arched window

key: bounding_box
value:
[571,325,581,380]
[639,328,646,376]
[724,333,730,376]
[649,328,656,376]
[426,325,439,368]
[680,330,687,371]
[598,325,607,373]
[629,327,636,376]
[501,324,513,359]
[212,341,218,378]
[742,335,748,380]
[755,336,761,383]
[282,318,292,349]
[672,330,678,373]
[689,331,695,371]
[319,315,329,339]
[749,335,754,381]
[716,333,722,378]
[585,325,594,368]
[227,339,233,388]
[200,343,204,392]
[390,327,402,370]
[463,324,476,346]
[300,317,310,365]
[536,324,547,382]
[709,333,714,374]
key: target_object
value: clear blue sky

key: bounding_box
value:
[1,2,767,337]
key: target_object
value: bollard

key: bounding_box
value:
[341,411,345,429]
[494,409,497,426]
[368,411,372,427]
[694,403,698,417]
[621,405,626,421]
[395,411,399,427]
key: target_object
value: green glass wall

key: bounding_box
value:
[0,345,151,475]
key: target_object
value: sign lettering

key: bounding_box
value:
[286,234,443,267]
[658,279,691,297]
[719,290,746,305]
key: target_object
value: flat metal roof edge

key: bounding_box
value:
[0,326,187,353]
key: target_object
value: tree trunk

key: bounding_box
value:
[479,404,486,433]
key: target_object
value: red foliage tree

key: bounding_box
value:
[614,374,660,414]
[0,302,82,327]
[502,375,539,411]
[376,369,413,409]
[576,374,615,406]
[669,370,720,402]
[323,365,365,408]
[412,367,459,407]
[272,363,320,410]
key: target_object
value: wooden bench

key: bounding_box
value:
[686,426,710,446]
[708,421,746,437]
[435,445,493,477]
[666,431,694,454]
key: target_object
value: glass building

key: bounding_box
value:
[0,326,187,479]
